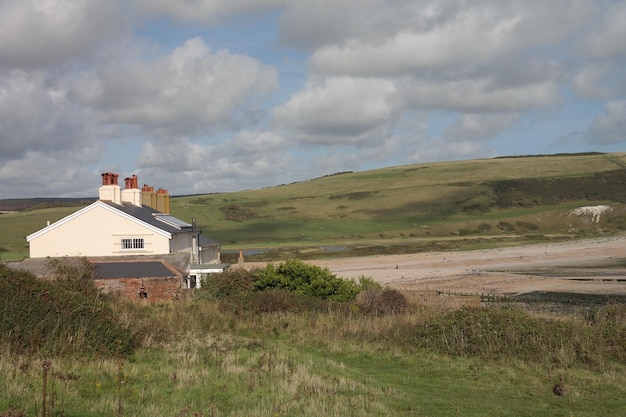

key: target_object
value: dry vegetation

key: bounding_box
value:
[2,258,626,416]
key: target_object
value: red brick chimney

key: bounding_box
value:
[101,172,119,186]
[122,174,142,207]
[99,172,122,204]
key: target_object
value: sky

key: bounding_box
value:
[1,0,625,199]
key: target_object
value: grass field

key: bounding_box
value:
[2,296,626,417]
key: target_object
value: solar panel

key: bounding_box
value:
[153,214,192,228]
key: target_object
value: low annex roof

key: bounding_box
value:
[93,260,183,279]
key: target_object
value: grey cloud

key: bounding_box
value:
[573,64,619,100]
[272,77,399,144]
[400,78,558,113]
[442,113,520,141]
[0,70,95,161]
[135,0,285,23]
[73,38,279,138]
[579,1,626,60]
[0,0,128,68]
[586,101,626,145]
[303,0,591,76]
[0,145,105,198]
[136,131,294,193]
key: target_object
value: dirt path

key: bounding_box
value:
[309,237,626,296]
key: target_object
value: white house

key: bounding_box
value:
[25,173,227,289]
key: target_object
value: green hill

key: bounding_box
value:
[2,152,626,261]
[170,152,626,260]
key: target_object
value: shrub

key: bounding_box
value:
[252,289,292,313]
[0,263,135,357]
[253,259,360,302]
[198,268,257,300]
[356,287,408,315]
[46,256,100,297]
[497,221,515,232]
[380,305,626,366]
[516,221,539,230]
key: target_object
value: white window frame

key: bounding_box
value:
[120,237,145,250]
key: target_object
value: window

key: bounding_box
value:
[121,237,145,250]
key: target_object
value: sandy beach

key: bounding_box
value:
[308,237,626,296]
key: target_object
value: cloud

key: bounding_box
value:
[272,77,399,144]
[573,64,616,100]
[0,0,128,68]
[400,78,558,113]
[442,113,520,141]
[586,101,626,145]
[278,0,387,50]
[136,130,294,193]
[135,0,285,23]
[73,37,279,138]
[0,69,97,161]
[579,1,626,60]
[1,0,624,199]
[293,0,591,77]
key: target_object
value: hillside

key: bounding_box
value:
[2,152,626,261]
[169,152,626,260]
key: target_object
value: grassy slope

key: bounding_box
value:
[2,300,625,417]
[170,152,626,251]
[3,152,626,260]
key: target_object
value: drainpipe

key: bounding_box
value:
[191,217,198,264]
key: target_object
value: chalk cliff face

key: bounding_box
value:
[571,205,612,224]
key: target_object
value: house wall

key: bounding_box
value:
[94,277,182,302]
[200,246,220,264]
[28,204,171,258]
[171,233,192,253]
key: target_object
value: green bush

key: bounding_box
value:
[0,263,135,357]
[253,259,360,302]
[198,268,257,300]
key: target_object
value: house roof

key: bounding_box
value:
[93,261,182,279]
[26,200,219,246]
[102,201,190,235]
[26,200,172,242]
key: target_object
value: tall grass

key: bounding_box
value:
[2,263,626,416]
[3,296,626,416]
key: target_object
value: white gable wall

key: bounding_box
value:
[27,203,171,258]
[171,233,192,254]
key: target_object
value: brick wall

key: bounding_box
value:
[95,276,182,302]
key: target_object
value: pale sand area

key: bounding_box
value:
[307,237,626,297]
